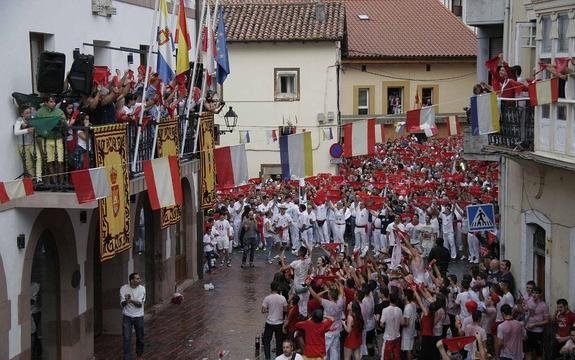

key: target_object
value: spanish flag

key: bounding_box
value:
[175,0,190,79]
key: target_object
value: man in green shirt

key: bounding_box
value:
[34,96,66,184]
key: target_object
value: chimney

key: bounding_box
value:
[315,1,326,22]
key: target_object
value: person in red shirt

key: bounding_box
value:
[294,309,333,359]
[484,54,527,106]
[555,298,575,356]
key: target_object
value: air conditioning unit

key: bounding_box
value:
[317,113,326,124]
[327,112,335,122]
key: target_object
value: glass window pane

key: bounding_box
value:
[542,104,550,118]
[358,88,368,107]
[558,14,569,52]
[541,16,551,53]
[280,76,288,93]
[358,108,368,115]
[557,104,567,121]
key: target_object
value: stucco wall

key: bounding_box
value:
[502,157,575,306]
[217,41,339,178]
[340,62,477,116]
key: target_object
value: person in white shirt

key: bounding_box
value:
[309,282,345,360]
[380,293,403,359]
[401,289,418,357]
[326,203,336,243]
[300,205,316,246]
[371,210,385,253]
[330,201,349,247]
[203,229,217,272]
[285,196,301,252]
[274,339,303,360]
[496,280,515,322]
[232,195,246,246]
[385,217,405,253]
[211,212,233,267]
[440,205,457,260]
[273,205,292,247]
[120,273,146,360]
[467,231,480,264]
[280,246,313,317]
[14,104,42,180]
[257,195,274,214]
[262,281,288,360]
[353,202,370,252]
[314,202,329,245]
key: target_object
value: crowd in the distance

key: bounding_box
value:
[203,136,575,360]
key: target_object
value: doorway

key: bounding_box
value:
[532,224,546,292]
[387,87,404,115]
[31,231,61,360]
[174,219,187,282]
[133,194,156,308]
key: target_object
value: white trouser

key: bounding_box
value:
[455,222,463,251]
[468,233,479,261]
[301,227,313,246]
[317,220,329,244]
[354,227,368,251]
[443,231,457,259]
[328,220,336,240]
[325,330,341,360]
[233,220,241,245]
[333,223,346,244]
[294,288,309,317]
[290,224,301,250]
[372,229,382,252]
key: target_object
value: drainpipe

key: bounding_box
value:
[502,0,511,60]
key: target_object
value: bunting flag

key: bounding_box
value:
[175,0,190,79]
[143,155,183,210]
[555,57,571,74]
[279,132,314,180]
[470,92,500,135]
[528,78,559,106]
[322,127,334,140]
[215,7,230,85]
[156,118,181,229]
[343,118,385,157]
[447,115,461,136]
[406,106,436,133]
[266,129,278,144]
[156,0,174,83]
[70,167,110,204]
[214,144,248,188]
[395,121,406,134]
[0,178,33,204]
[239,130,250,144]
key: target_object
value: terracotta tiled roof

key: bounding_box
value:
[221,2,345,42]
[345,0,477,58]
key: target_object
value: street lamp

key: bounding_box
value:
[220,106,238,134]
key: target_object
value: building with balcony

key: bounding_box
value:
[472,1,575,306]
[216,1,344,178]
[0,1,202,359]
[340,0,476,135]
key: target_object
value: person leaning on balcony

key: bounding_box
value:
[35,95,67,184]
[14,104,42,181]
[485,54,528,107]
[86,80,130,125]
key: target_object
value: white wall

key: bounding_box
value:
[0,0,195,181]
[217,42,340,178]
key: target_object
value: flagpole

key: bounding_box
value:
[132,0,160,173]
[169,0,178,37]
[181,0,207,157]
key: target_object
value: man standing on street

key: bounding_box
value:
[262,281,288,360]
[120,273,146,360]
[496,304,526,360]
[428,237,451,276]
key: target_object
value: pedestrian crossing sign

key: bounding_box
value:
[466,204,496,232]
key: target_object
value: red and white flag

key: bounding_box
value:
[214,144,248,188]
[201,7,215,85]
[447,115,461,136]
[406,106,437,135]
[0,178,33,204]
[70,167,111,204]
[528,78,559,106]
[143,156,183,210]
[343,118,385,157]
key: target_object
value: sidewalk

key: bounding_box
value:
[94,249,279,359]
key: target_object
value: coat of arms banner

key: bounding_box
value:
[93,123,131,262]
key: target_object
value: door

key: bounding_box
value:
[31,231,61,360]
[533,225,546,292]
[174,221,187,282]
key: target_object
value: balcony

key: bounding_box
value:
[15,116,198,194]
[465,0,504,26]
[488,106,535,151]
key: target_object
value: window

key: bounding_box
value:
[278,126,296,136]
[213,124,220,145]
[274,68,300,101]
[541,16,552,54]
[29,33,45,94]
[387,88,403,114]
[422,88,434,106]
[541,104,550,119]
[452,0,462,17]
[557,104,567,121]
[358,88,370,115]
[519,22,536,48]
[557,13,569,53]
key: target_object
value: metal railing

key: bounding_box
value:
[488,105,534,151]
[17,118,199,192]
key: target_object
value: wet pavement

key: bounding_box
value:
[94,248,471,360]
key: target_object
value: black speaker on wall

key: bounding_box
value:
[68,53,94,95]
[37,51,66,94]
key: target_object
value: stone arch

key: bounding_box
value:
[20,208,79,358]
[0,253,9,360]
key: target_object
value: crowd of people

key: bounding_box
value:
[202,136,575,359]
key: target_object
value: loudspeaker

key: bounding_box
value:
[69,54,94,95]
[37,51,66,94]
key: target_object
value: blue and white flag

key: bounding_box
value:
[156,0,174,83]
[215,7,230,85]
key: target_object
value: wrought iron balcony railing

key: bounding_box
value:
[488,105,534,151]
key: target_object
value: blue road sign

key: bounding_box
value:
[466,204,496,232]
